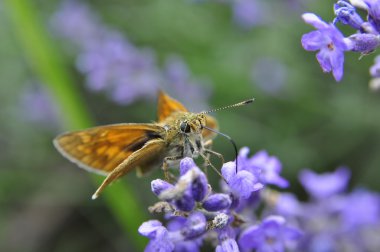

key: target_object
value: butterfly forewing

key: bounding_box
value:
[157,91,188,122]
[54,124,165,175]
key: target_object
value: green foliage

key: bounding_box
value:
[1,0,380,251]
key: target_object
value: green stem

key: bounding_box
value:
[4,0,147,249]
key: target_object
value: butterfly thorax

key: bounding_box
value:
[159,112,207,159]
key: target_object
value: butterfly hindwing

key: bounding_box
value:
[53,123,165,175]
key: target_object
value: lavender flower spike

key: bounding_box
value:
[301,13,350,81]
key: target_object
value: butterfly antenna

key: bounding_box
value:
[201,98,254,114]
[202,125,239,173]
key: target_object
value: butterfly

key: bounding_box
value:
[54,91,224,199]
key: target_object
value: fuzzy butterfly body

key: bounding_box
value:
[54,91,218,199]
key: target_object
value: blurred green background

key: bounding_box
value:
[1,0,380,251]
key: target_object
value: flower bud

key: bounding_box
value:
[151,179,173,196]
[202,193,232,212]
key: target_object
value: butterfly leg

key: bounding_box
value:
[204,149,225,165]
[200,152,225,181]
[162,155,183,182]
[202,140,214,175]
[204,139,213,148]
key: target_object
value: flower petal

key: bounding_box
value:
[301,31,327,51]
[302,13,329,29]
[139,220,163,238]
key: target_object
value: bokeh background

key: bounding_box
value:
[1,0,380,251]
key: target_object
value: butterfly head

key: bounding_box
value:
[178,113,207,135]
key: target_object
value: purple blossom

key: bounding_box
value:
[51,1,211,106]
[151,179,174,196]
[202,193,232,212]
[274,192,302,217]
[270,167,380,252]
[138,221,175,252]
[362,0,380,32]
[155,158,233,214]
[334,1,364,30]
[346,33,380,54]
[303,1,380,84]
[299,167,350,199]
[238,215,302,252]
[236,147,289,188]
[301,13,349,81]
[216,228,239,252]
[340,189,380,228]
[222,161,263,199]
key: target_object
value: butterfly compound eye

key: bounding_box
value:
[180,121,191,133]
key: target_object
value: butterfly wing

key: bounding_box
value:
[203,114,219,140]
[157,91,188,122]
[53,123,165,175]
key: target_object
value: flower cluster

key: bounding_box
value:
[139,147,380,251]
[51,1,210,107]
[139,149,302,251]
[270,167,380,251]
[301,0,380,82]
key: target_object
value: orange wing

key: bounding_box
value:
[157,90,188,122]
[203,114,219,140]
[53,123,165,175]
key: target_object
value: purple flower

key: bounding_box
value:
[52,2,211,106]
[334,1,364,30]
[175,189,196,212]
[301,13,350,81]
[362,0,380,32]
[238,215,302,252]
[216,228,239,252]
[222,161,263,199]
[346,33,380,54]
[247,149,289,188]
[274,192,302,216]
[151,179,174,196]
[155,159,213,212]
[235,147,288,188]
[341,189,380,228]
[167,217,202,252]
[50,1,99,46]
[181,212,207,239]
[138,220,175,252]
[299,167,351,199]
[179,158,198,175]
[202,193,232,212]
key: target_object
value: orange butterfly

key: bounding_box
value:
[54,91,221,199]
